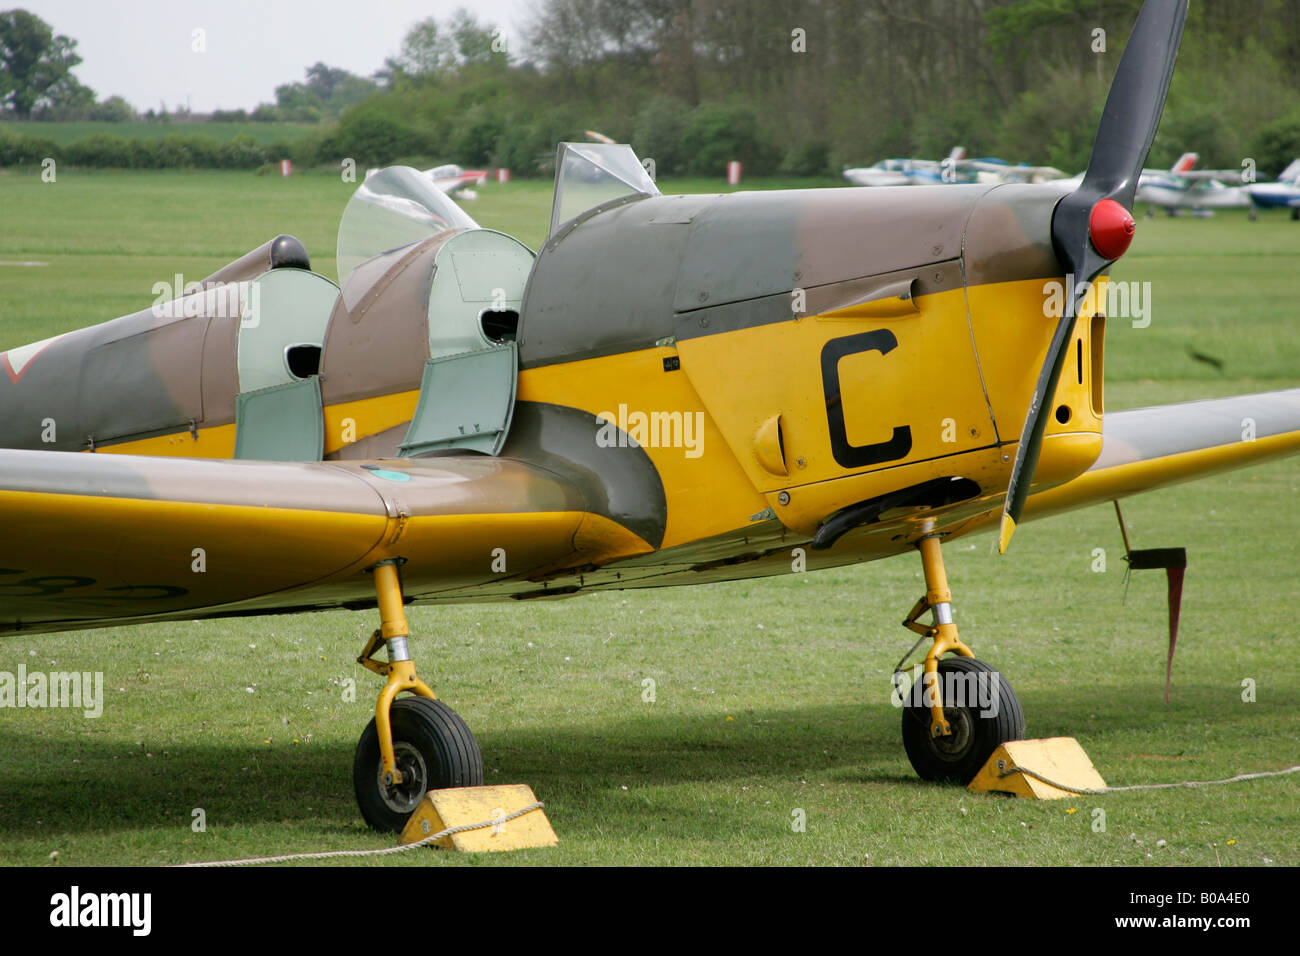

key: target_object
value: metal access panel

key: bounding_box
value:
[233,376,324,461]
[399,343,517,457]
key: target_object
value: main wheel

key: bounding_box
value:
[901,656,1024,783]
[353,696,483,832]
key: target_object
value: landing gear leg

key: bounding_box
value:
[352,559,483,832]
[898,533,1024,783]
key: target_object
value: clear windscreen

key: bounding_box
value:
[549,143,660,237]
[336,166,479,286]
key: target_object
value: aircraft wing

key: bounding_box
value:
[960,160,1067,181]
[0,450,653,635]
[1176,169,1245,184]
[425,167,488,194]
[432,175,480,195]
[843,168,913,187]
[1023,390,1300,521]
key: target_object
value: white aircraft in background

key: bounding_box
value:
[961,159,1068,184]
[1053,152,1250,216]
[1246,159,1300,219]
[1134,153,1251,215]
[845,149,1065,187]
[425,164,489,199]
[843,146,979,186]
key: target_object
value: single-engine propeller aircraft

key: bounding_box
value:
[425,163,488,198]
[848,151,1066,189]
[2,0,1298,832]
[843,146,976,186]
[1054,151,1252,215]
[1247,158,1300,218]
[1131,152,1252,215]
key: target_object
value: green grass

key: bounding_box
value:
[0,172,1297,866]
[0,120,316,146]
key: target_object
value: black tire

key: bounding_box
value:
[353,696,483,832]
[901,656,1024,784]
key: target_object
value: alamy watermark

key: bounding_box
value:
[50,886,150,936]
[891,668,1002,718]
[0,666,103,718]
[1043,273,1152,328]
[596,404,704,459]
[151,274,261,326]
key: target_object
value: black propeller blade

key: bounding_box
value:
[998,0,1188,553]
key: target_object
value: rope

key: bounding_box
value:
[176,801,545,867]
[997,763,1300,795]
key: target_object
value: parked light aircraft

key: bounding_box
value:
[1,0,1294,832]
[426,163,488,198]
[1247,159,1300,218]
[843,147,977,186]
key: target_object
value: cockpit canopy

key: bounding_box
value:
[335,166,479,289]
[548,142,660,237]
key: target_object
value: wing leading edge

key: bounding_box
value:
[0,450,652,635]
[1022,389,1300,521]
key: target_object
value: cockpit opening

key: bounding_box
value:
[480,309,519,343]
[285,343,322,379]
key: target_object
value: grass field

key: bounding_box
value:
[0,169,1297,867]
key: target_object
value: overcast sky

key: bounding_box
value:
[17,0,531,113]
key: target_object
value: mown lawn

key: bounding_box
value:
[0,169,1296,866]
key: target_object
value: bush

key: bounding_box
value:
[781,139,830,177]
[286,126,333,167]
[911,100,995,160]
[124,134,222,169]
[263,137,297,163]
[63,132,134,167]
[680,104,780,177]
[449,103,504,166]
[1150,100,1234,171]
[1251,109,1300,181]
[492,104,584,176]
[386,154,435,169]
[493,121,551,175]
[632,96,688,176]
[0,128,59,166]
[329,110,428,165]
[996,70,1105,175]
[6,130,272,169]
[217,134,269,168]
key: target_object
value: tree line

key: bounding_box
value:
[4,2,1300,178]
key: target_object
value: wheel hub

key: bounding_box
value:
[377,741,428,814]
[928,707,973,761]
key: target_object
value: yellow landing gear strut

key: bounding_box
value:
[897,531,1025,783]
[352,559,483,832]
[902,534,975,737]
[356,560,437,787]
